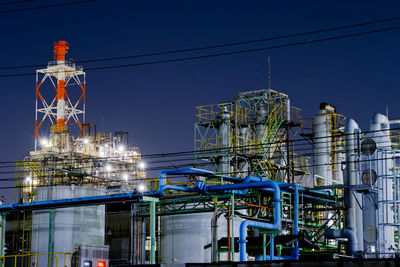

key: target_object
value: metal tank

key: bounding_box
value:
[218,106,231,174]
[161,211,244,264]
[31,185,106,267]
[344,119,364,255]
[313,104,334,186]
[361,113,395,257]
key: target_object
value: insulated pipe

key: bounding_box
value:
[202,178,282,261]
[0,191,142,212]
[270,233,274,260]
[324,229,357,255]
[256,255,294,261]
[203,177,301,261]
[157,168,242,194]
[157,168,217,194]
[344,119,361,255]
[270,183,299,260]
[211,207,226,262]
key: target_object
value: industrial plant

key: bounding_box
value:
[0,41,399,267]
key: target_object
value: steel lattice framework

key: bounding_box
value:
[35,41,85,150]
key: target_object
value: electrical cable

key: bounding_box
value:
[2,15,400,70]
[1,25,400,77]
[0,0,95,14]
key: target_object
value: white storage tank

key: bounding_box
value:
[161,211,244,264]
[31,185,106,267]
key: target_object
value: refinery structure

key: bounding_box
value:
[0,41,399,267]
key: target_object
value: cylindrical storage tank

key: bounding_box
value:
[161,211,244,264]
[31,185,106,267]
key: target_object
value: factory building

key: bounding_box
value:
[0,41,399,267]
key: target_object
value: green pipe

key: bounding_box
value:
[142,196,159,264]
[48,209,54,267]
[263,233,266,260]
[276,244,283,257]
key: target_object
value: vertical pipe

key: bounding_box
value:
[0,213,6,267]
[344,119,359,255]
[150,201,156,264]
[211,205,221,262]
[227,207,231,261]
[130,204,137,265]
[230,194,235,261]
[141,218,146,264]
[286,125,290,183]
[293,185,299,259]
[270,233,274,260]
[48,209,54,267]
[262,233,266,260]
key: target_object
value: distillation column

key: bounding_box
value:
[362,113,395,257]
[343,119,363,255]
[313,104,333,185]
[218,106,231,174]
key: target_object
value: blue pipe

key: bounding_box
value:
[232,180,281,262]
[204,177,302,261]
[324,229,357,256]
[256,255,296,261]
[156,168,240,194]
[270,233,274,260]
[0,191,142,212]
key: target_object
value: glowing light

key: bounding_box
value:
[32,179,38,186]
[25,176,32,184]
[122,173,129,181]
[105,165,112,172]
[138,161,146,170]
[97,261,106,267]
[137,184,146,192]
[118,145,125,152]
[83,138,89,144]
[40,138,48,147]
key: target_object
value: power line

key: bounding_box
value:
[1,24,399,78]
[0,0,95,14]
[0,0,35,6]
[0,125,394,164]
[2,15,400,71]
[0,155,397,192]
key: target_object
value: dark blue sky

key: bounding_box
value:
[0,0,400,201]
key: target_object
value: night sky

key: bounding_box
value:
[0,0,400,202]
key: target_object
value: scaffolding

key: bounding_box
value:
[194,89,310,182]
